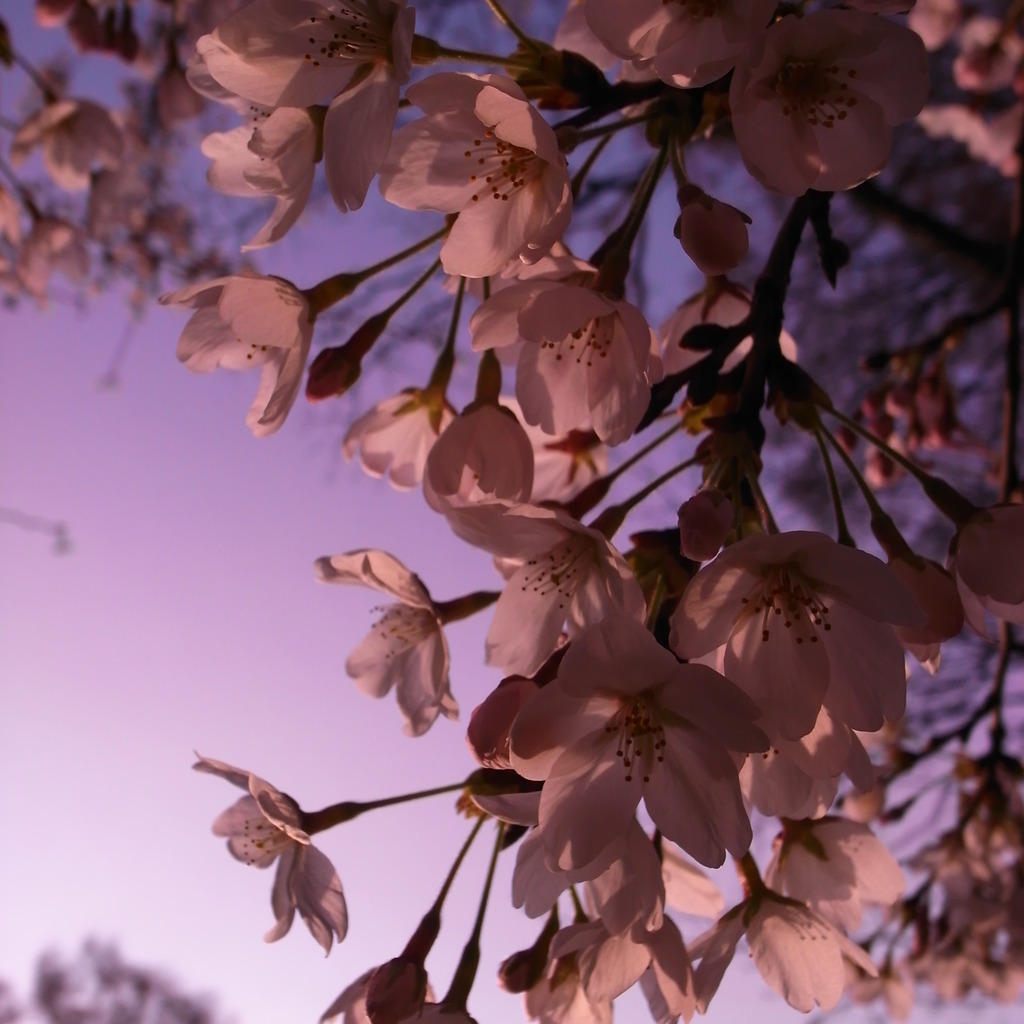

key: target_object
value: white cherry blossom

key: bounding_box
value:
[729,9,929,195]
[159,271,314,437]
[379,73,572,277]
[314,549,457,736]
[670,531,926,741]
[510,615,767,870]
[194,754,348,954]
[445,501,647,677]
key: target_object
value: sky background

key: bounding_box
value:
[2,4,1023,1024]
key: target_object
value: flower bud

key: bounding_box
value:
[674,185,750,277]
[678,488,733,561]
[365,958,428,1024]
[466,676,539,770]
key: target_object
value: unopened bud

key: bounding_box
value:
[678,489,733,562]
[365,958,428,1024]
[306,311,388,401]
[675,184,750,278]
[466,676,539,770]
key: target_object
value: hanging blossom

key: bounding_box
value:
[670,531,926,742]
[198,0,414,211]
[510,615,768,871]
[585,0,776,89]
[729,9,929,195]
[379,73,573,277]
[948,504,1024,634]
[444,501,647,677]
[193,755,348,954]
[10,98,123,192]
[314,548,458,736]
[470,254,659,445]
[159,270,315,437]
[344,389,455,490]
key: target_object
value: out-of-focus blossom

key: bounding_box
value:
[343,389,455,490]
[511,615,766,870]
[918,102,1023,178]
[953,17,1024,93]
[948,504,1024,634]
[16,216,89,301]
[159,271,314,437]
[194,754,348,954]
[0,185,23,247]
[10,98,123,191]
[909,0,962,51]
[315,549,457,736]
[729,10,928,195]
[670,531,925,741]
[379,73,572,277]
[585,0,776,89]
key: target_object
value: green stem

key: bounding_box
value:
[589,454,700,538]
[412,35,536,70]
[744,465,779,535]
[571,134,611,200]
[426,275,466,393]
[482,0,541,51]
[434,816,487,911]
[558,110,654,152]
[304,777,470,834]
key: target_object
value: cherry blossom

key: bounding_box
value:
[159,271,314,437]
[314,549,457,736]
[194,754,348,954]
[953,17,1024,93]
[691,894,876,1013]
[661,842,725,919]
[466,675,539,770]
[729,9,929,195]
[343,389,455,489]
[423,402,535,512]
[524,948,612,1024]
[887,554,964,671]
[10,98,123,192]
[470,255,659,444]
[379,73,572,277]
[585,0,776,89]
[766,817,905,931]
[201,106,318,250]
[670,531,926,741]
[198,0,414,211]
[948,504,1024,633]
[444,501,647,677]
[909,0,963,51]
[510,615,766,869]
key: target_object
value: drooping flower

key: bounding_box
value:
[314,549,458,736]
[585,0,777,89]
[729,9,929,195]
[198,0,414,211]
[670,531,925,741]
[510,615,767,870]
[194,754,348,954]
[344,389,455,490]
[887,553,963,670]
[948,504,1024,634]
[159,271,315,437]
[379,73,572,277]
[445,501,647,677]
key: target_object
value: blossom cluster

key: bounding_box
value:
[10,1,1024,1022]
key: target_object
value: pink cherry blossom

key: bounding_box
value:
[524,949,612,1024]
[201,106,317,250]
[423,403,535,512]
[343,389,455,489]
[766,817,905,931]
[199,0,414,211]
[670,531,926,741]
[510,615,766,869]
[661,842,725,919]
[729,9,929,195]
[0,185,21,247]
[887,554,964,671]
[314,549,457,736]
[194,754,348,954]
[159,271,314,437]
[466,675,539,770]
[948,504,1024,633]
[585,0,776,89]
[909,0,963,51]
[379,73,572,277]
[444,501,647,677]
[953,17,1024,94]
[10,98,123,192]
[470,255,658,445]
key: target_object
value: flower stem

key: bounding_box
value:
[304,777,472,833]
[411,35,536,70]
[589,453,700,538]
[426,275,466,393]
[813,429,855,547]
[481,0,541,52]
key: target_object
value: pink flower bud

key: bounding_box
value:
[674,185,750,277]
[678,489,733,562]
[466,676,539,770]
[365,958,428,1024]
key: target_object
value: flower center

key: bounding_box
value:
[518,536,590,604]
[304,3,389,68]
[743,567,832,645]
[372,604,436,657]
[235,808,293,865]
[666,0,722,22]
[773,60,858,128]
[542,311,615,366]
[465,130,539,204]
[606,696,666,783]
